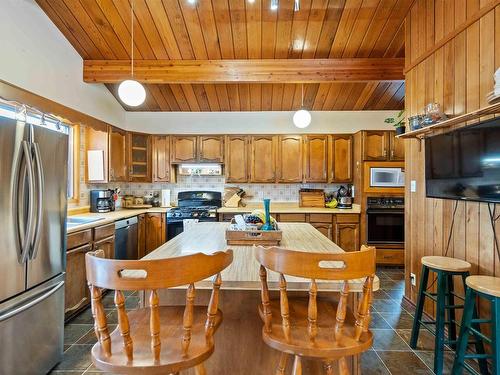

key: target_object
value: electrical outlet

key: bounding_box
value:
[410,273,416,286]
[410,180,417,193]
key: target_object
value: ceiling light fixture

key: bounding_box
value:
[294,0,300,11]
[187,0,197,4]
[118,0,146,107]
[293,84,311,128]
[248,0,255,3]
[270,0,278,11]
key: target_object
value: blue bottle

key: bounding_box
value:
[261,198,273,231]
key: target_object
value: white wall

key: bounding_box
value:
[0,0,125,126]
[125,110,397,134]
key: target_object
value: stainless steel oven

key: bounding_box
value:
[366,197,404,245]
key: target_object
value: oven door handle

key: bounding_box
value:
[366,208,405,214]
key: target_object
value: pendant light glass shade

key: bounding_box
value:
[293,109,311,128]
[118,0,146,107]
[118,80,146,107]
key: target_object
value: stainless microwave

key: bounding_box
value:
[370,167,405,187]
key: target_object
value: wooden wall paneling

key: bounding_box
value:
[271,84,285,110]
[250,84,262,111]
[227,84,241,111]
[133,0,169,59]
[288,0,311,58]
[261,0,278,58]
[246,0,262,59]
[262,84,273,111]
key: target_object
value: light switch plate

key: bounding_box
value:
[410,180,417,193]
[410,273,416,286]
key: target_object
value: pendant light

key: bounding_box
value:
[118,0,146,107]
[293,84,311,128]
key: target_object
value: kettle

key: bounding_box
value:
[336,185,353,209]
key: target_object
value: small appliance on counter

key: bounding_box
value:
[336,185,353,209]
[90,189,116,213]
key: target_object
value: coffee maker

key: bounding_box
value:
[336,185,353,209]
[90,190,115,213]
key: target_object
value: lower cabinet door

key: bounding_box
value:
[310,223,333,240]
[138,214,146,258]
[145,213,166,254]
[65,243,92,316]
[334,223,360,252]
[93,235,115,259]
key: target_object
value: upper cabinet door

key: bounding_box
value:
[86,125,109,183]
[198,136,224,162]
[362,131,389,160]
[128,132,151,182]
[389,131,405,161]
[277,135,303,183]
[109,126,127,182]
[304,135,328,182]
[249,136,276,183]
[171,136,197,163]
[329,135,353,183]
[225,136,248,183]
[152,135,171,182]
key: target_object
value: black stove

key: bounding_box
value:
[167,191,222,239]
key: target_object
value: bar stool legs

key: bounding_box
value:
[410,265,429,349]
[452,281,497,375]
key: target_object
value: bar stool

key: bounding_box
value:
[452,275,500,375]
[410,256,487,375]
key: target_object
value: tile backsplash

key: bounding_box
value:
[81,176,343,207]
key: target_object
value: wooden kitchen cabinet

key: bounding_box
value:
[225,136,249,183]
[329,135,353,182]
[145,213,166,254]
[334,223,360,252]
[249,136,276,183]
[109,126,127,182]
[310,223,333,240]
[389,132,405,160]
[303,135,328,182]
[93,235,115,260]
[198,136,224,162]
[277,135,303,183]
[171,136,197,163]
[128,132,151,182]
[138,214,146,259]
[85,125,109,183]
[152,135,174,182]
[362,131,389,160]
[65,243,92,316]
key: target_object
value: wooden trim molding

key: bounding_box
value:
[83,58,405,84]
[0,79,111,132]
[404,0,500,73]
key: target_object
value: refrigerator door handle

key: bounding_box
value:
[30,142,44,260]
[0,280,64,322]
[17,141,36,264]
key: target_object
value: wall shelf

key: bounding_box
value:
[397,101,500,139]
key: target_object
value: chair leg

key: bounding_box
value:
[338,357,348,375]
[276,352,289,375]
[323,361,334,375]
[194,363,207,375]
[410,265,429,349]
[292,355,302,375]
[434,271,446,375]
[452,287,476,375]
[446,274,457,350]
[491,297,500,375]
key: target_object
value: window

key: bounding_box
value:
[0,101,80,203]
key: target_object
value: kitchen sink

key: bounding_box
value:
[66,216,104,228]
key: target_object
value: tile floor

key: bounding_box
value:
[48,267,460,374]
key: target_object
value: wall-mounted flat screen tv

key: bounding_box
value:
[425,117,500,203]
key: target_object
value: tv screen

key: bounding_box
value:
[425,117,500,203]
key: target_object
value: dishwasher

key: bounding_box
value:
[114,217,138,260]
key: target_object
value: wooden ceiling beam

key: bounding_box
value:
[83,58,405,84]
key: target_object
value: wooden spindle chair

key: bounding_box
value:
[85,249,233,374]
[255,245,376,375]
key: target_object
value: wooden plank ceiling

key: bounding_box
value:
[36,0,410,112]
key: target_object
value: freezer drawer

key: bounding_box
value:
[0,274,64,375]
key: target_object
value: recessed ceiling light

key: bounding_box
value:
[187,0,196,4]
[270,0,278,11]
[294,0,300,11]
[248,0,255,3]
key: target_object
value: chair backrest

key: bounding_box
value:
[85,249,233,362]
[254,245,375,344]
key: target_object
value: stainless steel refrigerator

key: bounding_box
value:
[0,115,68,374]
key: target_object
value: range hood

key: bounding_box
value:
[177,163,222,176]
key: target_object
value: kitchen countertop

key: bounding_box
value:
[139,222,377,292]
[217,202,361,214]
[66,207,170,234]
